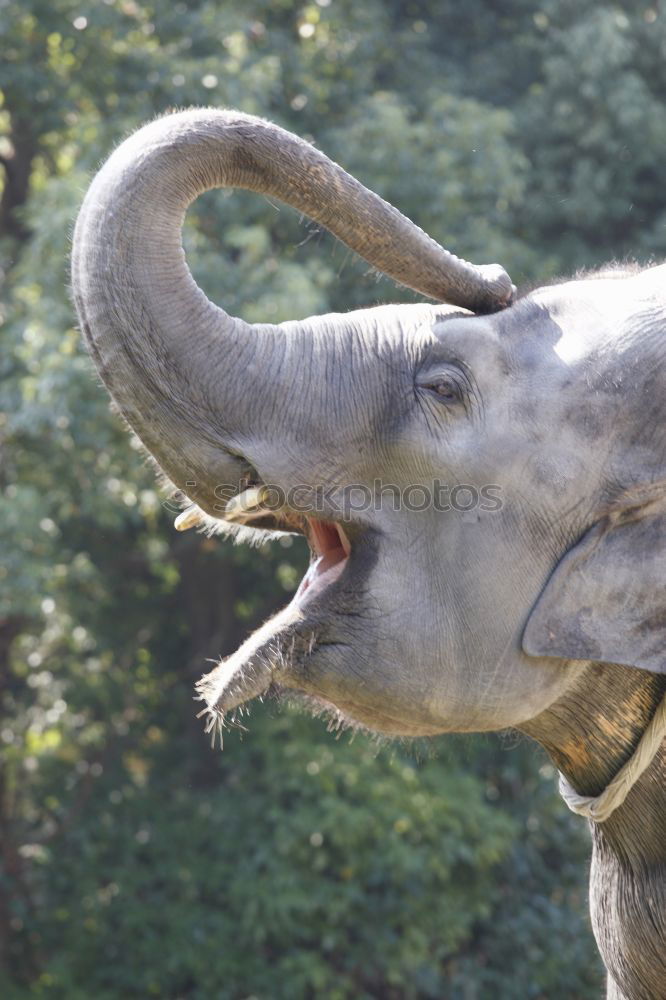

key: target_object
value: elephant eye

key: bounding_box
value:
[422,373,463,404]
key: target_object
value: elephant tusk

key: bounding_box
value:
[174,505,205,532]
[224,485,271,523]
[175,487,273,531]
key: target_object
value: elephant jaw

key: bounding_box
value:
[195,517,352,741]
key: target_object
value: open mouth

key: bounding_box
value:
[296,518,351,607]
[189,488,357,738]
[176,485,353,609]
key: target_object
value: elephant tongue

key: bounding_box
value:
[294,519,350,607]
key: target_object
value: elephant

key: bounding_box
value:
[71,109,666,1000]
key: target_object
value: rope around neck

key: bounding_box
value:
[558,693,666,823]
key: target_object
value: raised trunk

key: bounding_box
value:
[520,664,666,1000]
[71,110,512,513]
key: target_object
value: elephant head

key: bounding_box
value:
[71,109,666,745]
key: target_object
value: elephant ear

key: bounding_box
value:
[523,506,666,674]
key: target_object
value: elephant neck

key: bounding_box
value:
[520,662,666,857]
[520,664,666,1000]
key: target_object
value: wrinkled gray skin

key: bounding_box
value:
[72,111,666,999]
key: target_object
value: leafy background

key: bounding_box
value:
[2,1,664,997]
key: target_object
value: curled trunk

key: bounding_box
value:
[71,109,513,512]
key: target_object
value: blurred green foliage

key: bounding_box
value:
[1,1,663,996]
